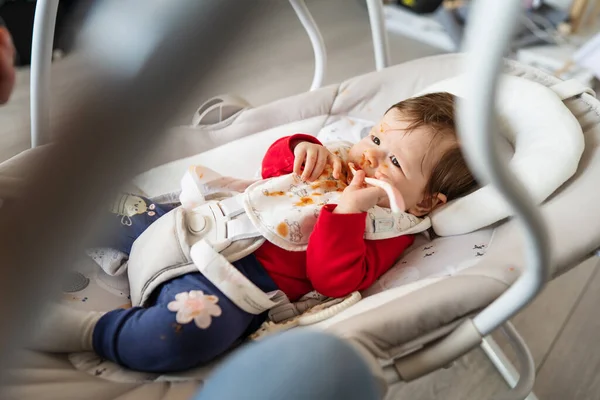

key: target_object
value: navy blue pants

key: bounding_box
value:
[94,195,277,373]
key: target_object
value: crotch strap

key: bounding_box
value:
[187,193,262,252]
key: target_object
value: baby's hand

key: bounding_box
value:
[334,170,386,214]
[293,141,342,182]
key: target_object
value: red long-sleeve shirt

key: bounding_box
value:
[253,134,415,301]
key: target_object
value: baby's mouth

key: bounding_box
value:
[347,162,369,185]
[347,162,371,180]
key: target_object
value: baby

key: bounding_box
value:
[35,92,477,373]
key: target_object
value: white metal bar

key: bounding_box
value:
[30,0,60,148]
[459,0,551,336]
[289,0,326,91]
[366,0,391,70]
[480,336,538,400]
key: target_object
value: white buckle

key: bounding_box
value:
[218,194,245,218]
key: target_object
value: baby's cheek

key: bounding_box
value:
[347,145,362,162]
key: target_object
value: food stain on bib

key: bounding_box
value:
[317,164,334,180]
[311,180,346,192]
[295,197,314,207]
[263,190,285,197]
[277,222,289,237]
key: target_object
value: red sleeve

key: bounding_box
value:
[306,204,415,298]
[261,134,322,179]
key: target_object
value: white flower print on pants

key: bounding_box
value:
[167,290,222,329]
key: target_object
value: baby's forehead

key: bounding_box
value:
[377,111,434,139]
[378,115,454,169]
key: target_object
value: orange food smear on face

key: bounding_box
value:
[264,191,285,197]
[359,153,368,169]
[277,222,289,236]
[312,192,322,196]
[295,197,315,206]
[311,182,321,189]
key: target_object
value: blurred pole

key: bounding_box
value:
[30,0,59,148]
[0,0,267,381]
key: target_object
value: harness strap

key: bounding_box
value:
[190,239,280,314]
[226,215,261,241]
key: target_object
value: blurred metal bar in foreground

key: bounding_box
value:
[30,0,59,148]
[0,0,266,380]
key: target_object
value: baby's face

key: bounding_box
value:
[348,108,453,214]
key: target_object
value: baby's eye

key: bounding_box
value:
[390,156,401,169]
[371,135,380,145]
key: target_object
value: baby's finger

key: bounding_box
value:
[302,148,318,181]
[309,151,328,181]
[331,156,342,180]
[358,186,387,205]
[349,170,365,187]
[293,146,306,177]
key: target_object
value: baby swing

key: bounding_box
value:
[0,0,599,399]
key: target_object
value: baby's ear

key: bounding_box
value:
[408,193,447,216]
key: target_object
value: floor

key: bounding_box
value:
[1,1,599,399]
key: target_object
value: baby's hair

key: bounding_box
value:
[387,92,478,210]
